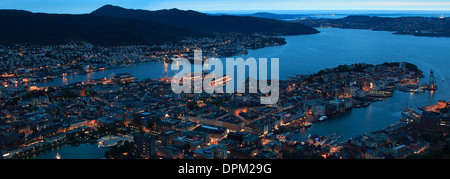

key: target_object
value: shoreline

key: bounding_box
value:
[13,140,99,159]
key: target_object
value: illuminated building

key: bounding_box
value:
[173,130,210,150]
[216,115,245,132]
[414,111,450,135]
[158,130,182,146]
[133,134,156,159]
[193,144,227,159]
[193,125,227,144]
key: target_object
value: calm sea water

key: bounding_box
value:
[31,28,450,158]
[28,143,107,159]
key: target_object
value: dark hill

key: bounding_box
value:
[297,15,450,37]
[91,5,319,35]
[0,10,208,46]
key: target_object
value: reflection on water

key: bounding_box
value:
[86,72,91,79]
[164,61,169,73]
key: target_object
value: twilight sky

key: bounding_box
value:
[1,0,450,14]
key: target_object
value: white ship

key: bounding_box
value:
[412,88,424,93]
[318,116,328,121]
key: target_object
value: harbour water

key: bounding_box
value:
[30,28,450,158]
[28,143,107,159]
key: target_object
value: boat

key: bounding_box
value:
[363,102,371,107]
[412,88,424,93]
[304,122,312,128]
[318,116,328,121]
[56,152,61,159]
[401,109,413,119]
[401,108,421,120]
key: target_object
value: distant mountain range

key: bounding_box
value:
[0,5,319,46]
[91,5,319,36]
[234,12,308,20]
